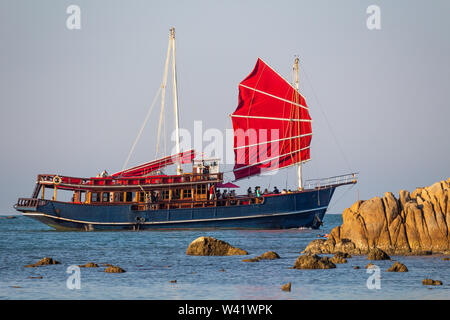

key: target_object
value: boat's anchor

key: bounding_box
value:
[134,216,146,231]
[312,214,323,229]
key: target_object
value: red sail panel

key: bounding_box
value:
[232,58,312,180]
[111,149,195,177]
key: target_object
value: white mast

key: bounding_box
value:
[156,30,172,158]
[293,57,303,190]
[170,27,182,175]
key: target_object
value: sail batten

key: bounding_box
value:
[231,58,312,181]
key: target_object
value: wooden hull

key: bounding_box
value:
[16,187,337,231]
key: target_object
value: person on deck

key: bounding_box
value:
[247,187,253,197]
[209,185,215,200]
[255,187,261,197]
[273,186,280,194]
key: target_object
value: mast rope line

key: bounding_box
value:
[301,64,354,173]
[121,85,163,172]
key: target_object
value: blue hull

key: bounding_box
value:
[20,187,336,231]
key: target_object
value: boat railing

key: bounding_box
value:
[304,172,358,190]
[35,172,223,189]
[132,194,265,211]
[15,198,47,208]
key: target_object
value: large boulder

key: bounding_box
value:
[186,237,248,256]
[293,254,336,269]
[303,178,450,255]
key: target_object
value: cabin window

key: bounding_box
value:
[183,189,192,199]
[138,192,146,202]
[91,192,100,202]
[196,184,207,194]
[114,192,124,202]
[125,192,133,202]
[102,192,109,202]
[172,189,181,200]
[161,190,170,200]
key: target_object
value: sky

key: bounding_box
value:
[0,0,449,215]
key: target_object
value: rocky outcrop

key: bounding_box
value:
[24,257,60,267]
[242,251,280,262]
[304,179,450,255]
[387,262,408,272]
[186,237,248,256]
[293,254,336,269]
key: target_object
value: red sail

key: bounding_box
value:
[111,149,195,178]
[231,58,312,180]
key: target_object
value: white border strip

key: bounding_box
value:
[234,133,313,150]
[231,114,312,122]
[23,205,328,226]
[239,84,309,110]
[234,146,310,172]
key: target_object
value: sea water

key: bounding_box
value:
[0,214,448,300]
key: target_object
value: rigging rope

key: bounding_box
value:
[301,64,353,173]
[121,85,162,171]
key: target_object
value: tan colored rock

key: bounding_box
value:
[386,262,408,272]
[293,254,336,269]
[422,279,443,286]
[79,262,99,268]
[281,282,291,292]
[330,252,348,264]
[105,265,126,273]
[186,237,248,256]
[367,248,390,260]
[243,251,280,262]
[24,257,60,268]
[303,179,450,255]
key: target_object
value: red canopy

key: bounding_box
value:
[231,58,312,180]
[216,182,240,188]
[111,149,195,178]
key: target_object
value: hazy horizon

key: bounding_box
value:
[1,0,449,215]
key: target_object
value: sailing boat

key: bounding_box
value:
[14,28,357,231]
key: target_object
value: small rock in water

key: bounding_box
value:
[243,251,280,262]
[367,248,390,260]
[28,276,43,279]
[169,280,177,283]
[105,265,126,273]
[24,257,61,268]
[442,257,450,261]
[281,282,291,292]
[422,279,443,286]
[293,254,336,269]
[353,266,360,269]
[79,262,99,268]
[386,262,408,272]
[186,237,248,256]
[330,252,349,264]
[219,268,226,272]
